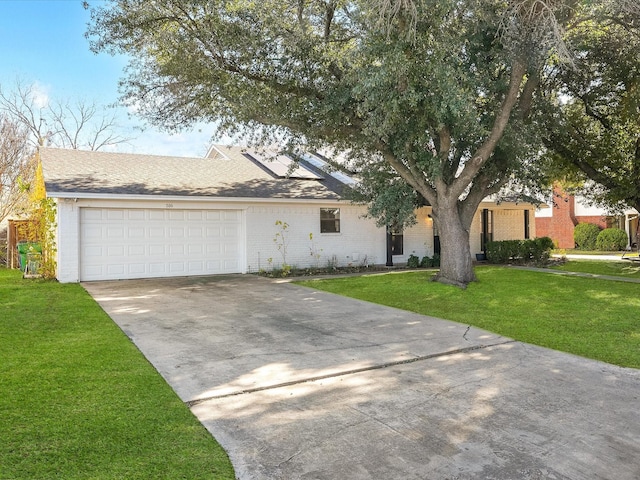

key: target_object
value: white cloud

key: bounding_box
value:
[29,81,50,109]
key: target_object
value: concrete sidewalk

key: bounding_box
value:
[84,274,640,480]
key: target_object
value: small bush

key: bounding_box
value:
[407,254,420,268]
[432,253,441,268]
[486,237,554,264]
[574,223,601,250]
[527,236,555,261]
[420,255,433,268]
[596,228,628,251]
[486,240,521,263]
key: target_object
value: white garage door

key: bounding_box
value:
[80,208,242,281]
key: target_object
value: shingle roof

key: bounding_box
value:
[40,146,344,200]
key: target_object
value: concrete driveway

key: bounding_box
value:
[83,274,640,480]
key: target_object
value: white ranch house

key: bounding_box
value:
[40,145,539,283]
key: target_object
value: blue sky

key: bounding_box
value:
[0,0,216,157]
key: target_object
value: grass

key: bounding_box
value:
[296,266,640,369]
[551,259,640,279]
[0,268,235,480]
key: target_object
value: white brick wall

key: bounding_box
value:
[52,198,538,282]
[55,198,80,283]
[469,207,536,255]
[245,203,386,271]
[494,209,526,241]
[402,207,434,260]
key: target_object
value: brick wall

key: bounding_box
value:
[535,186,608,248]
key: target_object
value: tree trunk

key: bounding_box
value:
[431,198,477,288]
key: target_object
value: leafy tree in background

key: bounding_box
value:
[539,1,640,241]
[87,0,626,287]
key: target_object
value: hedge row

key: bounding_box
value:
[486,237,554,264]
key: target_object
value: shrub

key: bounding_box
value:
[432,253,441,268]
[596,228,628,251]
[486,240,521,263]
[407,254,420,268]
[420,255,433,268]
[574,223,601,250]
[485,237,554,264]
[527,236,555,261]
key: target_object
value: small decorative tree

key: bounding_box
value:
[26,154,57,278]
[273,220,291,275]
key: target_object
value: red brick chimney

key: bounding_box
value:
[536,185,578,248]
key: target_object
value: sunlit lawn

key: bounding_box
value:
[297,266,640,369]
[0,269,234,480]
[552,259,640,279]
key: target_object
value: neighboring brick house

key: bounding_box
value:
[535,185,639,249]
[40,145,539,283]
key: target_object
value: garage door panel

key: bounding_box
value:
[148,210,165,221]
[149,263,167,274]
[107,245,125,256]
[127,210,146,221]
[80,208,242,281]
[128,263,146,275]
[106,209,125,220]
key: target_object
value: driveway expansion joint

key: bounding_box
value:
[185,339,516,407]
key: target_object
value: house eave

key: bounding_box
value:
[45,191,346,204]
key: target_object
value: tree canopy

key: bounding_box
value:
[87,0,637,286]
[539,1,640,220]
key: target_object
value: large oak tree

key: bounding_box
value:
[87,0,594,286]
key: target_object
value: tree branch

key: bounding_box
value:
[452,59,527,197]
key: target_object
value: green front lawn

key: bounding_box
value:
[552,259,640,279]
[0,269,234,480]
[297,267,640,369]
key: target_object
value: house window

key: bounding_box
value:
[391,231,403,255]
[524,210,530,239]
[320,208,340,233]
[481,208,493,252]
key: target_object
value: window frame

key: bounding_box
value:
[320,208,341,233]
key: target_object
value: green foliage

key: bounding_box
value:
[485,237,553,264]
[574,223,601,250]
[407,254,420,268]
[596,228,628,251]
[21,157,58,278]
[539,2,640,214]
[0,269,234,479]
[486,240,522,263]
[420,255,433,268]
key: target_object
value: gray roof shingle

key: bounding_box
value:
[40,146,344,200]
